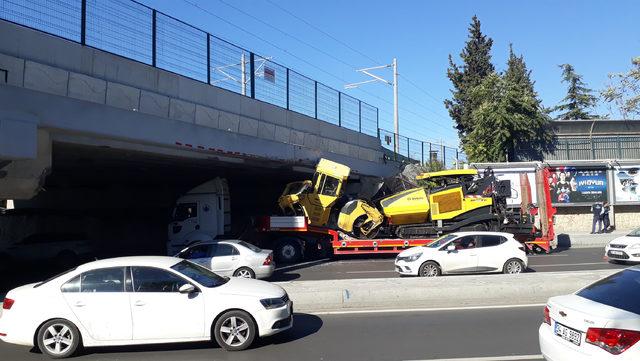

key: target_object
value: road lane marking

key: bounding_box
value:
[275,258,331,271]
[344,270,396,274]
[311,303,545,315]
[531,262,607,267]
[405,355,543,361]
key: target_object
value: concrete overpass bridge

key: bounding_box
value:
[0,4,397,202]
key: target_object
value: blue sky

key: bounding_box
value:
[140,0,640,148]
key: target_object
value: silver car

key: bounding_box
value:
[176,240,275,279]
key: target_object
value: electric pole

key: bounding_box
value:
[345,58,400,153]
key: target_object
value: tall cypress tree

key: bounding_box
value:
[554,64,600,119]
[445,16,495,139]
[464,47,553,162]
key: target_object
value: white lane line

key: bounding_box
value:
[527,253,568,257]
[311,303,545,315]
[531,262,607,267]
[405,355,543,361]
[275,258,331,271]
[344,270,396,274]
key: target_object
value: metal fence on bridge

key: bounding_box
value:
[378,129,465,169]
[0,0,463,167]
[545,136,640,161]
[0,0,380,136]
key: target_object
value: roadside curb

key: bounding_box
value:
[279,269,618,313]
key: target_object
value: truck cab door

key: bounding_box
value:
[301,173,342,226]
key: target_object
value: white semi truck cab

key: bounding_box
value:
[167,178,230,255]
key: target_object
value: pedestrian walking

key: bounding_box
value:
[591,202,603,234]
[602,202,611,233]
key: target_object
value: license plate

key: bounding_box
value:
[610,250,624,255]
[555,322,581,346]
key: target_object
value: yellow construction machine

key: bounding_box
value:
[337,168,512,239]
[278,159,350,227]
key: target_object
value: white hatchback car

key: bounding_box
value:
[176,240,275,279]
[0,256,293,358]
[395,231,528,277]
[539,266,640,360]
[605,227,640,264]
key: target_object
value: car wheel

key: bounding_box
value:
[418,261,441,277]
[503,258,525,274]
[36,319,81,359]
[233,267,256,279]
[276,239,302,264]
[214,310,257,351]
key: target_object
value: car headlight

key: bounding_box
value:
[260,297,287,309]
[406,253,423,262]
[629,244,640,249]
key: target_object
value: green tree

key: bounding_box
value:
[602,57,640,119]
[554,64,600,119]
[464,49,553,162]
[445,16,495,139]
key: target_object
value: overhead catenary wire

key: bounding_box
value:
[180,0,459,149]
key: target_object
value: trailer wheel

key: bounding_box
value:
[275,239,302,264]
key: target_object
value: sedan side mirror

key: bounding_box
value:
[446,244,456,252]
[179,283,196,294]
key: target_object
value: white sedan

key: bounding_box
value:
[395,231,528,277]
[605,227,640,264]
[177,240,275,279]
[539,266,640,360]
[0,256,293,358]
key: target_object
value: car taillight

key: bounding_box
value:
[543,305,550,325]
[586,328,640,355]
[263,253,273,266]
[2,298,14,310]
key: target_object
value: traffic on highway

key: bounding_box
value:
[2,1,640,360]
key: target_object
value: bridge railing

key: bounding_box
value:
[0,0,380,137]
[378,129,465,169]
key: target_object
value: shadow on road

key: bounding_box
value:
[63,313,322,357]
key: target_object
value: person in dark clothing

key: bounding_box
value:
[602,202,611,233]
[591,202,603,234]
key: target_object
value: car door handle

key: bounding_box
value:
[469,254,477,256]
[134,300,145,307]
[231,257,238,260]
[74,301,86,307]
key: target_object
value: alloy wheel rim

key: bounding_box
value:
[423,264,438,277]
[220,316,250,346]
[507,261,522,274]
[42,324,73,355]
[237,269,252,278]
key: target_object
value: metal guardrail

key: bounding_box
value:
[0,0,464,165]
[378,129,465,168]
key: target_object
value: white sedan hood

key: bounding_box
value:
[216,277,285,298]
[398,246,432,258]
[609,235,640,247]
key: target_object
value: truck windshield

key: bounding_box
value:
[172,203,197,222]
[171,260,228,288]
[426,234,458,248]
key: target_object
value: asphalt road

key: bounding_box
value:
[0,306,546,361]
[271,247,629,282]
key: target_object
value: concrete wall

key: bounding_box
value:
[554,205,637,233]
[0,20,383,164]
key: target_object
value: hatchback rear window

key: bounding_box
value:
[577,269,640,315]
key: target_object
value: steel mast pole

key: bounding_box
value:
[393,58,399,154]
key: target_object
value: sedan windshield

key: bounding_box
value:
[171,260,228,288]
[426,234,458,248]
[627,227,640,237]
